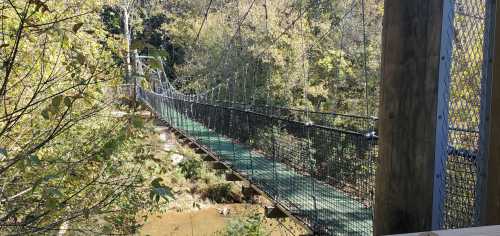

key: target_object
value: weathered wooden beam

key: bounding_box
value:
[181,138,191,145]
[225,172,243,181]
[194,147,205,154]
[242,185,260,198]
[264,205,288,219]
[201,154,217,162]
[390,225,500,236]
[208,161,228,170]
[375,0,451,234]
[485,0,500,225]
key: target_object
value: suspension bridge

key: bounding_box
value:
[119,0,500,235]
[132,55,377,235]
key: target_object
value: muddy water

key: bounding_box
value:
[139,204,306,236]
[140,207,227,236]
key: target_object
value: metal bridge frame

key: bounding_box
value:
[141,100,315,236]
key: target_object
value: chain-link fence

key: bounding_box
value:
[442,0,493,229]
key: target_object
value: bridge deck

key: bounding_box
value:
[166,109,372,235]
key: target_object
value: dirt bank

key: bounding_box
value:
[140,203,306,236]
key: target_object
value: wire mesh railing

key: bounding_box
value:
[442,0,493,229]
[137,85,377,235]
[209,101,377,134]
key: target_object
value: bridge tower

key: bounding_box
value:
[377,0,500,234]
[484,0,500,226]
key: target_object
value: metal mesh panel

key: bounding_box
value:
[227,102,377,132]
[443,0,490,229]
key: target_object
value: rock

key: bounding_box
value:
[163,143,176,151]
[159,133,176,151]
[110,110,128,118]
[217,206,231,216]
[171,154,184,165]
[159,132,168,142]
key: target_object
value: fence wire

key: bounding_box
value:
[443,0,491,229]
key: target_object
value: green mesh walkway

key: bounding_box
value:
[163,107,373,235]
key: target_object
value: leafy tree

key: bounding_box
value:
[157,0,383,118]
[0,1,172,234]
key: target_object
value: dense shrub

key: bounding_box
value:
[202,183,235,203]
[178,158,203,180]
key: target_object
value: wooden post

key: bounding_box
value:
[375,0,452,234]
[485,0,500,225]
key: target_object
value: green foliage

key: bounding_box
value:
[101,5,122,35]
[150,177,174,203]
[172,144,240,203]
[0,0,180,234]
[217,213,269,236]
[202,182,235,203]
[178,158,203,179]
[159,0,383,117]
[119,1,182,79]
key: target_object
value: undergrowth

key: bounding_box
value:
[217,213,269,236]
[173,145,242,204]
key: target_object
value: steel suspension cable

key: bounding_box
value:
[205,0,258,79]
[194,0,214,44]
[299,1,318,224]
[361,0,370,120]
